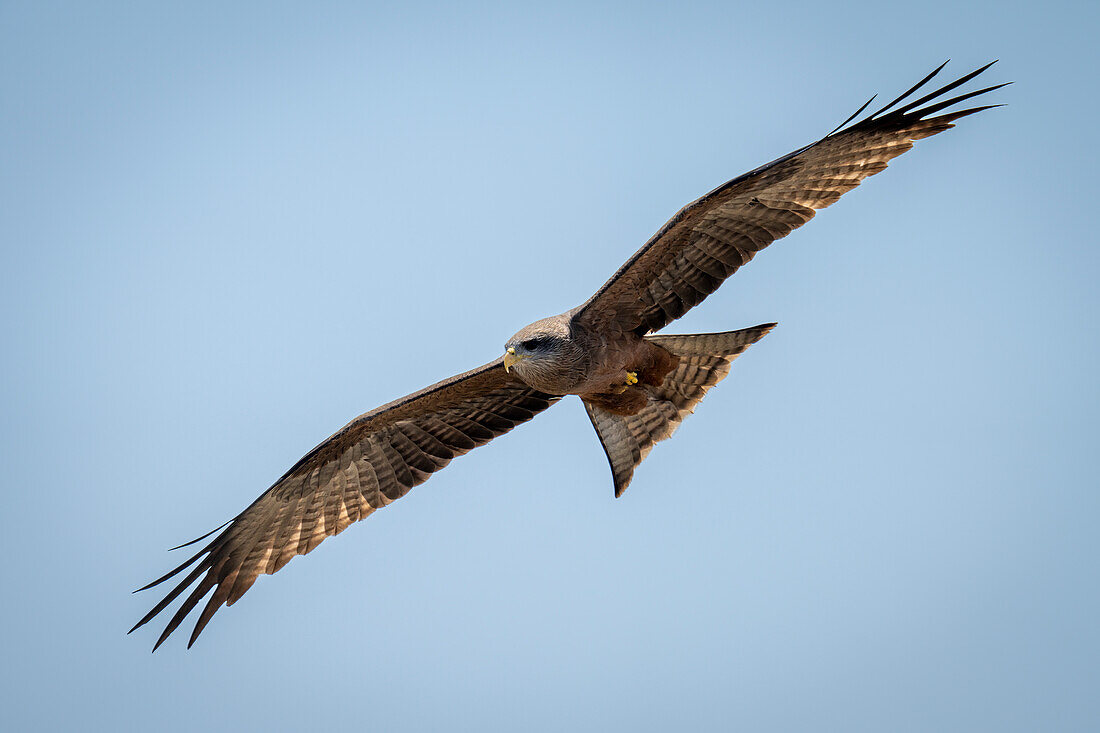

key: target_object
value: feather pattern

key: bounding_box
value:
[573,62,1006,336]
[585,325,775,497]
[130,360,560,649]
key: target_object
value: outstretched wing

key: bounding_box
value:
[573,61,1007,336]
[131,360,560,650]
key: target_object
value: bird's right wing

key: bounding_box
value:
[130,359,561,650]
[572,61,1007,336]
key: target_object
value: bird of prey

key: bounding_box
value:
[131,61,1005,650]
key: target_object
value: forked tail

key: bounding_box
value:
[583,323,775,497]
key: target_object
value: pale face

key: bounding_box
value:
[502,315,587,394]
[503,317,569,375]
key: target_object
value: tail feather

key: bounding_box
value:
[584,323,775,497]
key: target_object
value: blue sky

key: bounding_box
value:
[2,1,1098,731]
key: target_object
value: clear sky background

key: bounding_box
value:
[3,1,1098,731]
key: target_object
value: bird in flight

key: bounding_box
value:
[132,61,1005,650]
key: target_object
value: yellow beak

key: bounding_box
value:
[503,346,521,373]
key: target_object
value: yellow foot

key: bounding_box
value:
[624,371,639,386]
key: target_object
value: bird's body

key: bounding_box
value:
[132,61,1006,650]
[505,311,677,406]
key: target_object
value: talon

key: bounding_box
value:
[625,371,639,386]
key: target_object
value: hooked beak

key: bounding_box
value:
[503,346,523,373]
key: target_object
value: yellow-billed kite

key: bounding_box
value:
[132,62,1005,650]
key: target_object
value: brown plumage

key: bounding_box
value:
[586,325,777,496]
[132,62,1005,649]
[132,362,560,649]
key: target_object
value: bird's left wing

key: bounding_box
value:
[572,61,1006,336]
[131,359,560,650]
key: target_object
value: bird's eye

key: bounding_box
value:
[522,338,542,351]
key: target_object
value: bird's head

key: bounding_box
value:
[503,317,570,374]
[502,315,585,392]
